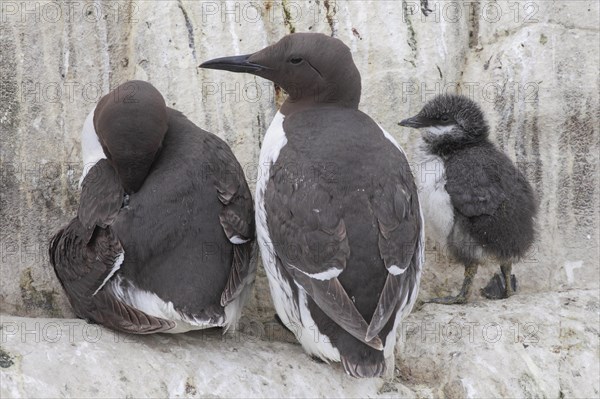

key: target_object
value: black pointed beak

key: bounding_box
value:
[199,54,270,73]
[399,116,426,128]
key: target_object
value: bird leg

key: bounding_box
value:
[501,263,515,297]
[428,263,478,304]
[481,262,517,299]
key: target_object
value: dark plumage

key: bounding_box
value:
[201,33,423,378]
[400,94,537,304]
[50,80,256,333]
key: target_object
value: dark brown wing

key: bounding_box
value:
[294,272,383,350]
[220,241,256,307]
[50,219,175,333]
[49,218,121,303]
[51,159,174,333]
[78,159,124,243]
[265,172,382,350]
[214,153,256,307]
[367,183,422,341]
[91,290,176,334]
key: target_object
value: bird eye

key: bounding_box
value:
[440,114,450,122]
[290,57,303,65]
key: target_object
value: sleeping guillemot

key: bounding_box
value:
[49,80,256,333]
[200,33,424,378]
[399,94,537,304]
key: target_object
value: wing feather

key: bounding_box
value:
[213,150,256,307]
[50,219,175,333]
[78,159,124,243]
[367,183,421,340]
[445,157,506,217]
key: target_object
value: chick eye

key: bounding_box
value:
[440,114,450,122]
[290,57,303,65]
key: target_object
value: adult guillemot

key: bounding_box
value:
[400,94,537,304]
[50,80,256,333]
[201,33,423,378]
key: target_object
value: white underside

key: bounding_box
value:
[413,141,454,246]
[79,106,105,187]
[108,274,221,333]
[414,133,491,261]
[107,272,246,334]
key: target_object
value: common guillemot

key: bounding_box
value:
[400,94,537,304]
[201,33,423,378]
[50,80,256,333]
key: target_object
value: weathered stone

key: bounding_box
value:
[397,290,600,398]
[1,2,599,395]
[1,290,597,398]
[0,313,415,398]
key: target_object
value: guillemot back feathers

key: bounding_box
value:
[50,80,256,333]
[201,33,423,378]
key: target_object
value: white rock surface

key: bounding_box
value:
[1,290,598,398]
[0,314,414,398]
[399,289,600,398]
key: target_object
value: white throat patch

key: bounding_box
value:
[422,124,456,136]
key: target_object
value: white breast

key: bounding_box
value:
[413,143,454,246]
[79,106,106,187]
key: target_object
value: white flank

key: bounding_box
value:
[255,111,333,360]
[297,289,341,362]
[255,112,339,364]
[255,112,302,330]
[79,106,106,187]
[93,251,124,296]
[108,275,224,334]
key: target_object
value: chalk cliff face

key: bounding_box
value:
[0,1,598,396]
